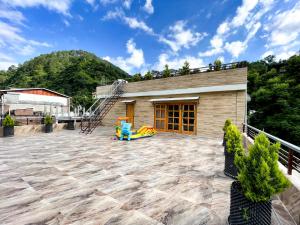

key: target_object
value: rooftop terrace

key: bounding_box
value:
[0,127,296,224]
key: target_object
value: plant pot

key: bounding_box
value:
[45,124,53,133]
[3,126,14,137]
[228,181,272,225]
[224,150,238,179]
[67,121,75,130]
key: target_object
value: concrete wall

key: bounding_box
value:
[102,90,246,138]
[97,68,247,96]
[0,123,73,137]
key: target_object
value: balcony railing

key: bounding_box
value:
[243,123,300,175]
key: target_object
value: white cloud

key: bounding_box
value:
[231,0,259,27]
[103,39,145,74]
[199,0,274,59]
[0,53,18,70]
[85,0,95,5]
[0,7,25,24]
[123,0,133,9]
[261,50,274,59]
[0,21,51,62]
[266,2,300,47]
[63,19,70,27]
[154,53,205,71]
[224,41,246,58]
[143,0,154,14]
[123,16,153,34]
[159,20,207,52]
[0,0,72,15]
[103,9,154,34]
[217,22,229,35]
[0,61,18,70]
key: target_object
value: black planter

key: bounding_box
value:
[67,121,76,130]
[45,124,53,133]
[224,150,238,179]
[223,132,226,146]
[3,126,14,137]
[229,181,272,225]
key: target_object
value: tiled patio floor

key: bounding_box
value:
[0,127,295,225]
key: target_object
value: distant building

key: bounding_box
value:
[0,88,71,117]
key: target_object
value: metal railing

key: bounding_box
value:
[243,123,300,175]
[81,79,126,134]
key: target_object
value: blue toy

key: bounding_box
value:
[120,121,132,141]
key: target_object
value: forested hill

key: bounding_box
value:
[0,50,129,107]
[248,55,300,146]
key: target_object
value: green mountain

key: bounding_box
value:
[1,50,129,108]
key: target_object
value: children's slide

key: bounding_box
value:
[116,124,157,140]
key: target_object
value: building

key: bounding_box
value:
[96,66,247,138]
[0,88,71,117]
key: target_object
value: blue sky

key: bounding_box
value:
[0,0,299,74]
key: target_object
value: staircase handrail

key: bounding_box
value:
[83,79,126,120]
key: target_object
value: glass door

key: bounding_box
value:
[182,104,196,134]
[167,104,180,132]
[154,104,166,131]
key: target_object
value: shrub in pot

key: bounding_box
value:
[67,120,76,130]
[2,115,15,137]
[223,119,232,147]
[228,133,290,225]
[44,115,53,133]
[224,124,244,179]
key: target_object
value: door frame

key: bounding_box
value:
[154,102,197,135]
[126,103,135,128]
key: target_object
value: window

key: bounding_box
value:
[154,103,197,134]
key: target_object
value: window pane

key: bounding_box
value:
[168,105,173,110]
[174,118,179,123]
[161,111,165,118]
[156,110,160,118]
[174,105,179,110]
[189,105,194,110]
[168,111,173,117]
[183,125,188,131]
[189,126,194,131]
[184,105,188,110]
[189,112,194,118]
[183,112,188,117]
[189,119,194,124]
[168,124,173,129]
[174,124,179,130]
[155,120,160,128]
[174,111,179,117]
[183,118,188,124]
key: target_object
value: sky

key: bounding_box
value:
[0,0,299,74]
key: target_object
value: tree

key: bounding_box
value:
[162,64,171,78]
[180,61,190,75]
[214,59,222,71]
[144,71,153,80]
[1,50,129,108]
[132,73,142,81]
[248,55,300,145]
[235,133,290,202]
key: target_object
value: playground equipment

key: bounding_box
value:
[115,120,157,141]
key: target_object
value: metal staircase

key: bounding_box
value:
[80,79,126,134]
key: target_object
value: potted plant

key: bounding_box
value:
[224,124,244,179]
[2,115,15,137]
[223,119,232,147]
[44,115,53,133]
[229,133,290,225]
[67,120,76,130]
